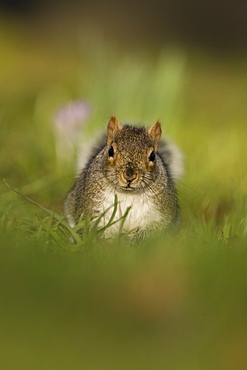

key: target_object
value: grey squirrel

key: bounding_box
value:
[64,115,183,238]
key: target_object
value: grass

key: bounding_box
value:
[1,20,247,370]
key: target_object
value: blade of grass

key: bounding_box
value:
[3,179,81,244]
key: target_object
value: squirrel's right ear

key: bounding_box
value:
[148,121,162,151]
[107,115,122,145]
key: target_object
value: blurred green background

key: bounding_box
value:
[1,1,247,369]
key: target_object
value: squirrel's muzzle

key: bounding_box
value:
[123,167,138,184]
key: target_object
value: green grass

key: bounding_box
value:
[1,21,247,370]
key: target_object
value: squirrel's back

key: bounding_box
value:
[64,115,183,238]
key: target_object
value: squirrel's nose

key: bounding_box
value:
[123,167,137,182]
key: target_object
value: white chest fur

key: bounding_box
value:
[95,188,162,237]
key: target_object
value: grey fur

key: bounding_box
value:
[64,116,182,238]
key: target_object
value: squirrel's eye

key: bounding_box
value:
[149,151,156,162]
[108,146,114,157]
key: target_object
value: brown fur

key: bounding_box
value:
[64,115,181,238]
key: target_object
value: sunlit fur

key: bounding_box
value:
[65,118,182,238]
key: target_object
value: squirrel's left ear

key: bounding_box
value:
[148,121,162,151]
[107,115,122,145]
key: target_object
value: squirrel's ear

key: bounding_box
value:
[107,115,122,145]
[148,121,162,151]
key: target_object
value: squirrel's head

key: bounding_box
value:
[105,115,162,191]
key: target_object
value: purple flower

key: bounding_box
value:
[52,100,92,166]
[53,100,91,143]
